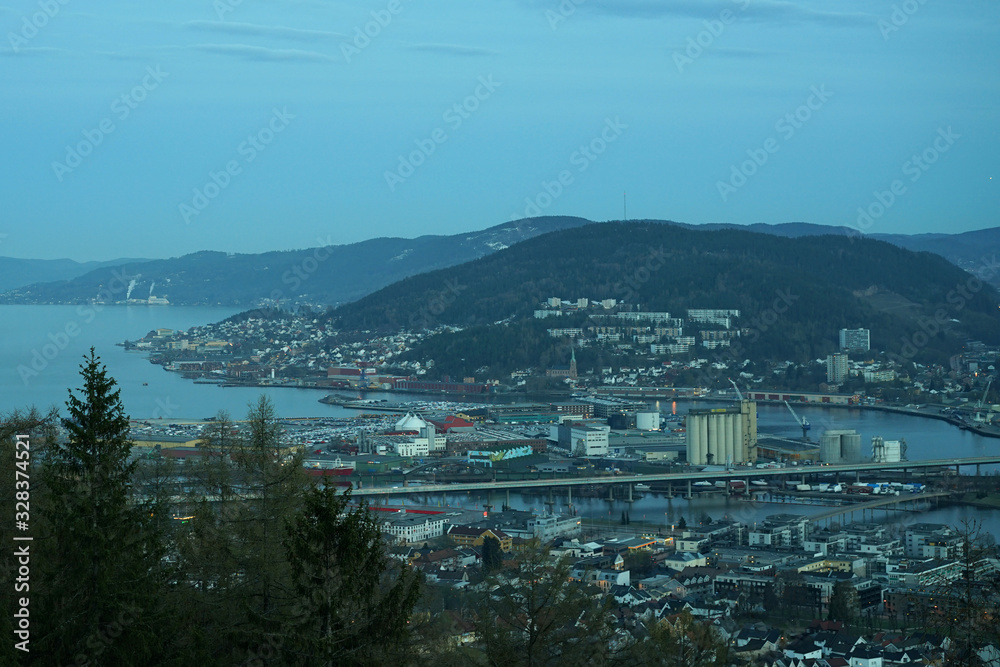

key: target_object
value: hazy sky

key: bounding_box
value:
[2,0,998,261]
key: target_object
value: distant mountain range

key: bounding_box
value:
[681,222,1000,281]
[0,257,149,293]
[326,221,1000,372]
[0,217,594,306]
[2,217,998,306]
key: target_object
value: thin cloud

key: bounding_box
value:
[183,21,346,41]
[665,46,776,59]
[0,46,75,57]
[522,0,874,26]
[190,43,337,63]
[405,43,499,57]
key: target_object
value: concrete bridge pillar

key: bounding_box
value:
[686,480,693,499]
[627,484,634,503]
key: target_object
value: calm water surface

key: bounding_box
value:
[3,305,998,534]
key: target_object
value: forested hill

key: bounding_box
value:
[328,222,1000,364]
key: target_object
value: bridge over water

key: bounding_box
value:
[350,456,1000,498]
[805,491,952,524]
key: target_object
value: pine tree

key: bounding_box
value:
[279,484,422,665]
[828,580,859,626]
[482,534,503,574]
[473,547,626,666]
[36,349,166,664]
[225,396,306,655]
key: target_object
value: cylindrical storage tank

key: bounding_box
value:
[718,415,727,465]
[686,418,696,464]
[725,414,737,465]
[841,432,862,463]
[608,413,629,430]
[686,414,702,464]
[702,415,715,463]
[689,415,700,464]
[636,411,660,431]
[820,433,842,464]
[709,414,721,465]
[697,415,708,465]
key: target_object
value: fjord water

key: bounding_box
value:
[0,305,347,420]
[3,305,998,534]
[3,306,998,456]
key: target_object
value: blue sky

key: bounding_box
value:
[1,0,997,261]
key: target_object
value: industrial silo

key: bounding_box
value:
[686,413,707,465]
[820,432,842,464]
[841,431,862,463]
[636,411,660,431]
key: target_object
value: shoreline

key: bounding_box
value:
[132,340,1000,439]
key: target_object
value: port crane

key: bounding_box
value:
[976,377,993,409]
[729,379,744,401]
[784,400,811,440]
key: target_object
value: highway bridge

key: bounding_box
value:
[350,455,1000,498]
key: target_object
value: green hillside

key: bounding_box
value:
[328,222,1000,374]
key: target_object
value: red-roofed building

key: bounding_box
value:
[426,415,475,433]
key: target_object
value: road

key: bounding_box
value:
[350,455,1000,497]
